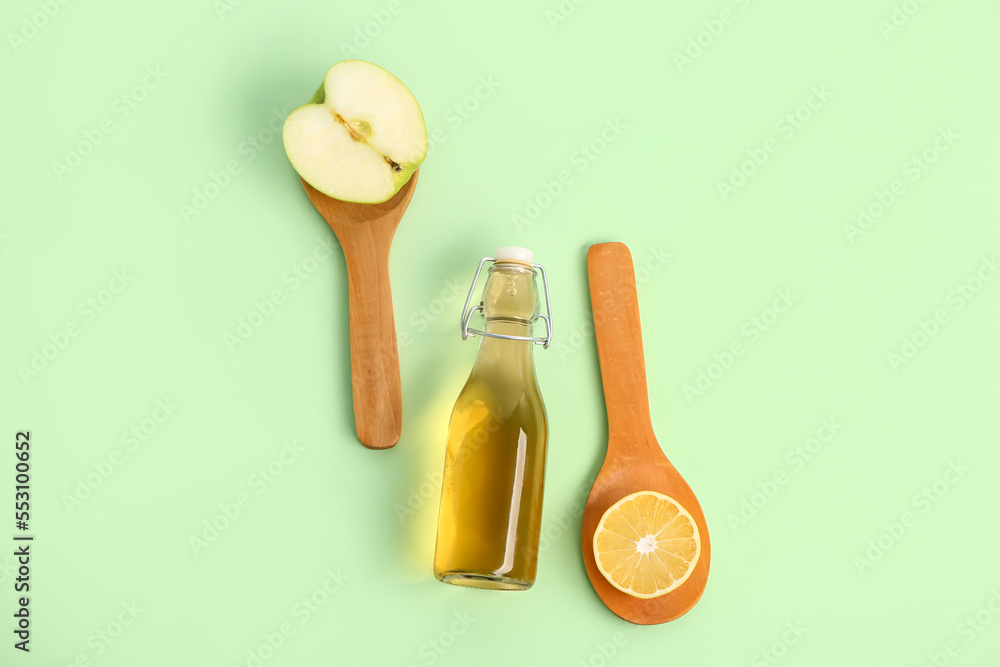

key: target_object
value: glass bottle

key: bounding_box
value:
[432,247,553,590]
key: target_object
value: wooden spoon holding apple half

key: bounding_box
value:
[283,60,428,449]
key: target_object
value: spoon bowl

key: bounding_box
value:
[582,242,710,624]
[300,172,419,449]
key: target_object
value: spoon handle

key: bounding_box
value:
[340,229,403,449]
[299,176,418,450]
[587,242,656,450]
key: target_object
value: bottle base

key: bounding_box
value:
[436,570,534,591]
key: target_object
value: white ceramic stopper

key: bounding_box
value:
[494,246,534,264]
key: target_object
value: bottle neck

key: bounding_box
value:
[471,263,540,381]
[474,321,536,379]
[482,317,532,337]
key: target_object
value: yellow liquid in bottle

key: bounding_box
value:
[433,264,548,590]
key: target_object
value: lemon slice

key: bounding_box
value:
[593,490,701,599]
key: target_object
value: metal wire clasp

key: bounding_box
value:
[459,257,553,349]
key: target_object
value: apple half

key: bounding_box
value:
[282,60,427,204]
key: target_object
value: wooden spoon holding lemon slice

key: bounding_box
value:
[582,242,711,624]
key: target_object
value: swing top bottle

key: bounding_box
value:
[432,247,553,590]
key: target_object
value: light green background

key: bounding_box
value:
[3,0,1000,665]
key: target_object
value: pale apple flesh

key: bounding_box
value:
[283,60,427,204]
